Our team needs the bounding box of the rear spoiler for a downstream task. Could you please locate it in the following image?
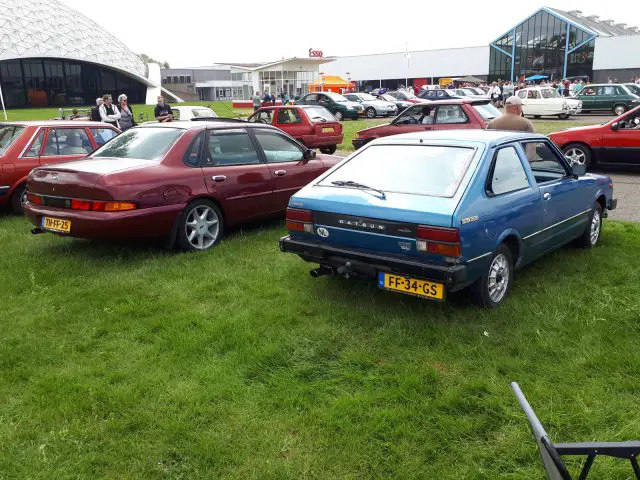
[191,117,246,123]
[470,100,491,106]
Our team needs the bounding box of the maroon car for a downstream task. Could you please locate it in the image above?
[24,122,341,251]
[247,105,343,154]
[352,99,501,149]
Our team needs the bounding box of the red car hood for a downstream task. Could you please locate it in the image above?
[358,123,392,136]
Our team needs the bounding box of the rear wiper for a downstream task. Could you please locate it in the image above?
[311,116,327,122]
[331,180,386,199]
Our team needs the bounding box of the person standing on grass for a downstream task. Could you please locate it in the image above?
[252,92,261,111]
[99,94,121,129]
[118,94,135,131]
[154,96,173,122]
[90,97,103,122]
[487,96,534,133]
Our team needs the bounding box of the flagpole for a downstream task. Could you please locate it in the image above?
[0,80,7,121]
[405,41,410,90]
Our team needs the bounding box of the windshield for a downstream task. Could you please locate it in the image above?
[380,94,395,102]
[192,108,216,118]
[540,88,560,99]
[92,127,183,161]
[325,92,348,103]
[359,93,377,101]
[318,144,476,198]
[305,106,337,122]
[0,125,25,155]
[472,103,502,121]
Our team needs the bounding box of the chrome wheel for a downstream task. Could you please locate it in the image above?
[488,253,509,303]
[334,111,343,121]
[590,208,601,245]
[184,204,219,250]
[614,105,626,116]
[565,147,586,165]
[366,107,376,118]
[20,189,28,206]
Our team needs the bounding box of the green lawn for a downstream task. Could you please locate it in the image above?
[1,214,640,478]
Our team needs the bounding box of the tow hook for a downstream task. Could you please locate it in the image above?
[31,228,45,235]
[336,261,353,279]
[310,266,334,278]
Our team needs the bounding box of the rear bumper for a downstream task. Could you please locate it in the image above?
[608,197,618,210]
[301,134,343,148]
[280,236,468,287]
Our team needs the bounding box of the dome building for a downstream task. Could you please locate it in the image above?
[0,0,180,108]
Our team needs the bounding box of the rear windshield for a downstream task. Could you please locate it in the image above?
[318,144,476,198]
[91,127,183,161]
[472,103,502,120]
[325,92,349,102]
[0,125,25,155]
[305,107,336,122]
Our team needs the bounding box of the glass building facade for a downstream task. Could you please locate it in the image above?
[489,9,596,82]
[0,58,147,108]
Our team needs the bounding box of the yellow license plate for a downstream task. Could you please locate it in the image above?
[322,127,334,133]
[42,216,71,233]
[378,273,444,301]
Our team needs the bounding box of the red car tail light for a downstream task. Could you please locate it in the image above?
[26,192,42,205]
[286,208,313,233]
[416,225,461,257]
[70,199,92,210]
[70,199,137,212]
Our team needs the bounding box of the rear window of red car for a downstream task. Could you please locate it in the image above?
[0,125,25,155]
[304,107,336,122]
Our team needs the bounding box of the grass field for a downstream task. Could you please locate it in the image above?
[1,211,640,478]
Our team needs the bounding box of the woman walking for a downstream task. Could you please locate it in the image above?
[118,94,136,131]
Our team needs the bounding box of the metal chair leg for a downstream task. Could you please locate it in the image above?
[578,454,595,480]
[630,454,640,480]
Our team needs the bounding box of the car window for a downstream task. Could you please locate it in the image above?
[395,105,434,125]
[24,130,45,157]
[254,131,304,163]
[204,130,259,167]
[304,106,336,122]
[520,141,567,183]
[304,94,318,102]
[277,108,303,124]
[472,103,502,120]
[90,128,118,147]
[249,110,273,124]
[183,131,204,167]
[319,144,476,198]
[44,128,92,156]
[488,146,530,195]
[518,90,527,99]
[92,127,183,161]
[435,105,469,124]
[597,86,616,96]
[581,87,597,96]
[0,125,25,155]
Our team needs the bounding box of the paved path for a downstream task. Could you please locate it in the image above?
[605,172,640,222]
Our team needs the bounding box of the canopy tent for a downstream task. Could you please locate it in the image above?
[525,74,549,81]
[452,75,486,84]
[309,75,355,93]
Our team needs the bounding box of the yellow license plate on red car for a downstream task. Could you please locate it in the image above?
[42,216,71,233]
[322,127,334,133]
[378,273,444,301]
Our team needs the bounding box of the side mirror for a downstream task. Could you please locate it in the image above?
[571,163,587,177]
[611,122,619,131]
[303,149,316,160]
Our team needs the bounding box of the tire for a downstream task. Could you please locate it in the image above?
[319,145,337,155]
[613,105,627,116]
[471,244,514,308]
[558,113,570,120]
[365,107,376,118]
[10,183,27,214]
[575,202,602,249]
[563,143,592,169]
[334,111,343,121]
[176,199,224,252]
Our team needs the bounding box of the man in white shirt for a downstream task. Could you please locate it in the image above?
[99,94,121,129]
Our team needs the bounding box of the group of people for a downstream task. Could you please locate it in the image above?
[251,91,291,111]
[89,95,174,130]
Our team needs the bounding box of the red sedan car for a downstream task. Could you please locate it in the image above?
[548,105,640,169]
[352,99,501,149]
[248,105,343,154]
[24,122,341,251]
[0,121,119,212]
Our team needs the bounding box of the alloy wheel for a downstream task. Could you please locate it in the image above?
[590,209,601,245]
[488,253,509,303]
[614,106,626,116]
[565,147,586,165]
[184,204,220,250]
[366,108,376,118]
[20,190,28,206]
[334,111,343,121]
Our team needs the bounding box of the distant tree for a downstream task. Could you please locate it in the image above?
[138,53,170,68]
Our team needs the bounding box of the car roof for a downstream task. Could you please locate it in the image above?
[256,105,316,110]
[173,105,213,110]
[1,120,115,127]
[136,120,279,131]
[415,98,487,105]
[371,129,547,146]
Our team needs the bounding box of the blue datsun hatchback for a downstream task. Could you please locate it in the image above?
[279,130,618,307]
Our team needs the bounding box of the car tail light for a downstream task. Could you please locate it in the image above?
[70,199,137,212]
[70,199,92,210]
[26,192,42,205]
[416,225,461,257]
[286,208,313,233]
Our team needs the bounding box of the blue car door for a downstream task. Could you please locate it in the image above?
[519,140,591,251]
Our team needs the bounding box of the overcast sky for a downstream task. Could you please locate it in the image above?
[62,0,640,67]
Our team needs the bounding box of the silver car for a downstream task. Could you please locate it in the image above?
[344,92,398,118]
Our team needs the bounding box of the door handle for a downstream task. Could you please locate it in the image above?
[212,175,227,182]
[274,170,287,176]
[543,192,551,200]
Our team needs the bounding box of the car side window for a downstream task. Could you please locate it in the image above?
[277,108,302,124]
[24,130,45,157]
[520,141,568,184]
[488,146,530,196]
[518,90,527,99]
[44,128,92,156]
[305,94,317,102]
[183,131,204,167]
[598,86,616,96]
[204,130,260,167]
[250,110,272,124]
[435,105,469,125]
[254,131,304,163]
[90,128,117,147]
[396,105,431,124]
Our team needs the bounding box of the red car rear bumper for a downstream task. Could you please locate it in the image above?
[24,202,185,239]
[300,134,343,148]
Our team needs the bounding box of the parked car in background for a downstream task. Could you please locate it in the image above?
[624,83,640,96]
[417,88,461,100]
[548,105,640,169]
[516,86,582,119]
[463,87,490,98]
[0,121,119,213]
[172,105,218,120]
[573,83,640,115]
[280,130,616,308]
[448,88,487,100]
[248,105,343,154]
[377,93,414,113]
[352,99,501,149]
[24,122,341,251]
[385,90,422,104]
[295,92,363,121]
[342,92,397,118]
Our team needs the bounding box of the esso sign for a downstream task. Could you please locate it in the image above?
[309,48,323,58]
